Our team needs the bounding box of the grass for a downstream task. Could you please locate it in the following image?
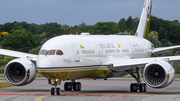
[0,73,4,77]
[37,73,43,77]
[0,83,13,88]
[175,74,180,78]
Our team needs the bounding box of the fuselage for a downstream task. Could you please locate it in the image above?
[37,34,153,80]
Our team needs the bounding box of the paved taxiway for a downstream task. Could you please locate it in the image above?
[0,77,180,101]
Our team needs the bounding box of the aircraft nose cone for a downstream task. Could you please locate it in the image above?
[37,58,54,68]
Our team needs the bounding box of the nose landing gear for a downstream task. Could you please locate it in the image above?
[51,87,60,95]
[48,79,61,95]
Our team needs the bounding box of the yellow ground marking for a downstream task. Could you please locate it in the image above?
[34,94,50,101]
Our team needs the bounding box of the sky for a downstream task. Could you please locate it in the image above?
[0,0,180,26]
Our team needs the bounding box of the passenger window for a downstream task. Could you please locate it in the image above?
[56,50,64,55]
[47,50,55,55]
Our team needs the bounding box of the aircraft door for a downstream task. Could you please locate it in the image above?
[71,45,80,62]
[95,44,102,63]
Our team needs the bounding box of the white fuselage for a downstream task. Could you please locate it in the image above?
[37,35,153,69]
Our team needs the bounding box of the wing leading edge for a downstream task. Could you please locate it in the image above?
[0,49,37,61]
[152,45,180,54]
[104,56,180,72]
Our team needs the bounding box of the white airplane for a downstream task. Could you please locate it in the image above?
[1,0,180,95]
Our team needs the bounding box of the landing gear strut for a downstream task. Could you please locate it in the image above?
[48,79,61,95]
[64,80,82,91]
[126,67,147,92]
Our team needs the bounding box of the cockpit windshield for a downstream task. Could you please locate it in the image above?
[47,50,55,55]
[39,49,64,55]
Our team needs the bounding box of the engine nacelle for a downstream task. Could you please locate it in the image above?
[143,60,175,88]
[4,58,37,86]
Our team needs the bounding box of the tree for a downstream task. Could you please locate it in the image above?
[117,18,126,32]
[68,28,82,35]
[29,45,42,55]
[1,29,39,52]
[61,24,70,34]
[116,31,131,35]
[77,22,91,33]
[148,32,162,48]
[89,22,118,35]
[126,16,139,33]
[44,23,64,38]
[38,32,47,40]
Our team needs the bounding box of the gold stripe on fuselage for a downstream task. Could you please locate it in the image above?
[38,66,113,80]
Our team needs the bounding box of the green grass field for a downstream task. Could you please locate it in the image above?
[0,83,13,88]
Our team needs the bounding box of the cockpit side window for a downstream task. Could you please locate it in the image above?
[47,50,55,55]
[56,50,64,55]
[39,50,43,55]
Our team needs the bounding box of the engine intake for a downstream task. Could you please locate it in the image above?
[6,62,27,84]
[4,58,37,86]
[143,60,175,88]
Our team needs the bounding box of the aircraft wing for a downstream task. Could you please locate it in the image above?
[0,49,37,61]
[105,56,180,71]
[152,45,180,54]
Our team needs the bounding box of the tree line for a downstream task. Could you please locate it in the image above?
[0,15,180,73]
[0,16,180,53]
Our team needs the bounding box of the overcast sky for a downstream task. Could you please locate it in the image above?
[0,0,179,26]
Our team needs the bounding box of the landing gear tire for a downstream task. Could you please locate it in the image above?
[51,87,55,95]
[126,68,147,93]
[50,80,61,95]
[130,83,147,92]
[77,82,81,91]
[64,81,82,91]
[73,82,79,91]
[130,83,138,92]
[56,87,61,95]
[73,82,81,91]
[139,83,147,92]
[68,82,72,91]
[64,82,68,91]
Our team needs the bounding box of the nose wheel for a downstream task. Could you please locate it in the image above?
[50,81,61,95]
[51,87,61,95]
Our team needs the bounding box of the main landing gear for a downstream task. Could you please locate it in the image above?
[126,67,147,92]
[64,80,82,91]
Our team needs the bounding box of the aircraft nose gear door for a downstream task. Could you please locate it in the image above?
[71,45,80,62]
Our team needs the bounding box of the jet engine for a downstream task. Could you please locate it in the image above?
[4,58,37,86]
[143,60,175,88]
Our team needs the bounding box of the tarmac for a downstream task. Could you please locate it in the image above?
[0,77,180,101]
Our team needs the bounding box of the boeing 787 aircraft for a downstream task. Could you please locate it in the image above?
[1,0,180,95]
